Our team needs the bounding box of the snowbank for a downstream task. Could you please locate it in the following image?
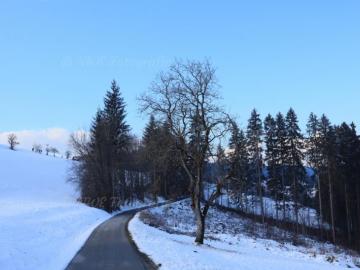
[0,146,111,270]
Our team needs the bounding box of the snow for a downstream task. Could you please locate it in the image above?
[116,197,166,213]
[129,200,360,270]
[0,146,111,270]
[204,182,328,229]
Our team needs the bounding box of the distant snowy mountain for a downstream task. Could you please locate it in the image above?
[0,145,110,270]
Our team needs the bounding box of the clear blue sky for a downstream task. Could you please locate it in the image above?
[1,0,359,137]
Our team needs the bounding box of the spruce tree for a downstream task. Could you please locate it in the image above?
[215,144,227,205]
[274,112,288,221]
[228,121,249,210]
[142,115,158,146]
[141,116,188,199]
[317,114,337,243]
[351,123,360,249]
[336,122,355,244]
[158,121,189,198]
[188,112,207,184]
[189,112,206,157]
[103,80,130,206]
[350,123,360,249]
[216,144,226,179]
[247,109,265,222]
[264,114,281,219]
[285,108,306,237]
[142,115,161,198]
[305,112,324,236]
[103,80,130,153]
[81,109,109,209]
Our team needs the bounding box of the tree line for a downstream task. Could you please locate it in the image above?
[73,60,237,244]
[217,107,360,250]
[70,80,189,212]
[71,60,360,248]
[6,133,70,159]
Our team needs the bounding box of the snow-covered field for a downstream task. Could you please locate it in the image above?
[129,199,360,270]
[0,146,111,270]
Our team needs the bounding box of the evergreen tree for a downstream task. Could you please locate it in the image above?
[187,112,207,190]
[336,122,355,245]
[102,80,130,205]
[73,81,131,212]
[306,112,322,170]
[80,109,109,209]
[264,114,281,219]
[103,80,130,154]
[274,112,289,221]
[141,116,188,199]
[247,109,265,222]
[142,115,158,146]
[158,121,189,198]
[350,123,360,249]
[228,121,249,209]
[285,108,306,237]
[305,112,324,235]
[330,122,360,247]
[317,114,337,243]
[215,144,227,205]
[215,144,227,179]
[188,112,206,159]
[142,115,162,198]
[352,123,360,250]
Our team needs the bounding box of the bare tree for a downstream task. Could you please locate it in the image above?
[8,133,19,150]
[49,147,59,157]
[69,132,89,158]
[140,60,235,244]
[45,144,50,155]
[32,143,43,154]
[65,150,71,159]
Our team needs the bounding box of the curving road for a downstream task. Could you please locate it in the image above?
[65,210,157,270]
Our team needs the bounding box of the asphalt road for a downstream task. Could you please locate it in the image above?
[65,210,157,270]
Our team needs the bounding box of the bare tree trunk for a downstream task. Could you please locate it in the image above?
[194,165,205,244]
[293,174,299,238]
[257,159,264,224]
[275,194,279,221]
[163,171,168,199]
[227,182,230,207]
[281,170,286,222]
[357,184,360,250]
[195,212,205,244]
[344,182,352,245]
[317,173,323,239]
[328,170,336,244]
[193,177,208,244]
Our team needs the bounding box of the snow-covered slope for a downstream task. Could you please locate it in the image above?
[129,200,360,270]
[204,182,327,229]
[0,145,110,270]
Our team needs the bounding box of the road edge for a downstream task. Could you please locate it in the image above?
[126,213,159,270]
[124,198,187,270]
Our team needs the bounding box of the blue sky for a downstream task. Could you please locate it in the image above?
[0,0,359,150]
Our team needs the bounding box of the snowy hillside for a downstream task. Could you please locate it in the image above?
[129,200,360,270]
[0,146,111,270]
[204,182,327,229]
